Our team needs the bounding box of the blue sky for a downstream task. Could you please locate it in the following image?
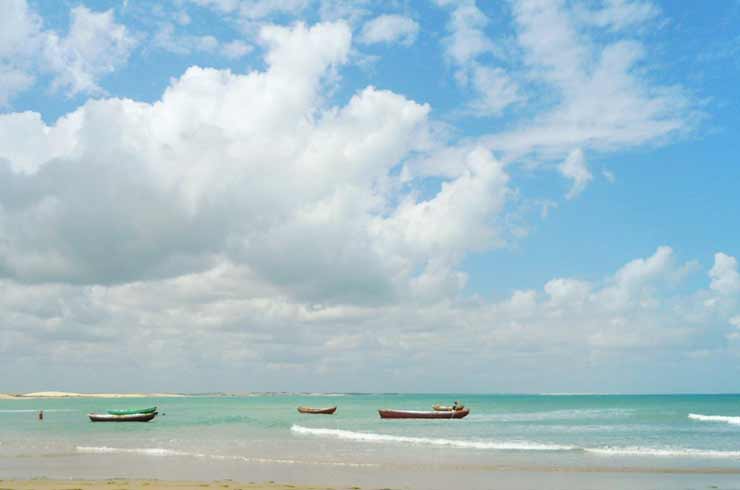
[1,0,739,393]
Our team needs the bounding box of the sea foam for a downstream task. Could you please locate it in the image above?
[76,446,191,457]
[290,425,740,459]
[688,413,740,425]
[75,446,376,467]
[586,446,740,459]
[290,425,576,451]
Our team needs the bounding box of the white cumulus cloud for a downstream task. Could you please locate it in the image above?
[710,253,740,295]
[0,21,513,311]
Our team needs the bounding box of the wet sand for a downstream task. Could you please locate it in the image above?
[3,473,740,490]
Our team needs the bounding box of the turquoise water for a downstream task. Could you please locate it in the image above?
[2,394,740,482]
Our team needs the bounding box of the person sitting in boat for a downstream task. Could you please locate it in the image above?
[452,401,461,411]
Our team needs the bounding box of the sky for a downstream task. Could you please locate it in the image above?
[1,0,739,394]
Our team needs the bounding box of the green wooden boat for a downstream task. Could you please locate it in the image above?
[106,406,157,415]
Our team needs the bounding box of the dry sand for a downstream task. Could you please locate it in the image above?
[0,481,347,490]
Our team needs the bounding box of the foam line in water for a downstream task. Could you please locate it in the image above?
[290,425,576,451]
[688,413,740,425]
[75,446,376,467]
[76,446,191,456]
[290,426,740,459]
[586,446,740,459]
[73,442,740,462]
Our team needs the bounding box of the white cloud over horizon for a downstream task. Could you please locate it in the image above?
[1,243,737,393]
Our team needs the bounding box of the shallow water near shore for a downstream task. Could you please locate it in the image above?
[2,393,740,489]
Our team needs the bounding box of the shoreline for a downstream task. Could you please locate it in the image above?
[0,392,186,399]
[0,480,336,490]
[0,391,353,399]
[3,469,740,490]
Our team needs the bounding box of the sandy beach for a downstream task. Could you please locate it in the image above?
[3,473,740,490]
[0,481,337,490]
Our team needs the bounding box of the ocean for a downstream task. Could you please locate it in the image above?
[2,394,740,489]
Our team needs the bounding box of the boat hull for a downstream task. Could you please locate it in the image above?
[297,406,337,414]
[89,412,158,422]
[107,406,157,415]
[379,408,470,419]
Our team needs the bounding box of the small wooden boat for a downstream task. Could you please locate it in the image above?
[432,404,465,411]
[107,406,157,415]
[89,411,158,422]
[297,406,337,415]
[379,408,470,419]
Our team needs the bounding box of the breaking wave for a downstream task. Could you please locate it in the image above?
[290,426,740,460]
[688,413,740,425]
[586,446,740,459]
[290,425,576,451]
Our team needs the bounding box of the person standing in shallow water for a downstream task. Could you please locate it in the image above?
[38,410,43,420]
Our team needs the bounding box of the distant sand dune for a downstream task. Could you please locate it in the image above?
[0,391,184,399]
[0,481,323,490]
